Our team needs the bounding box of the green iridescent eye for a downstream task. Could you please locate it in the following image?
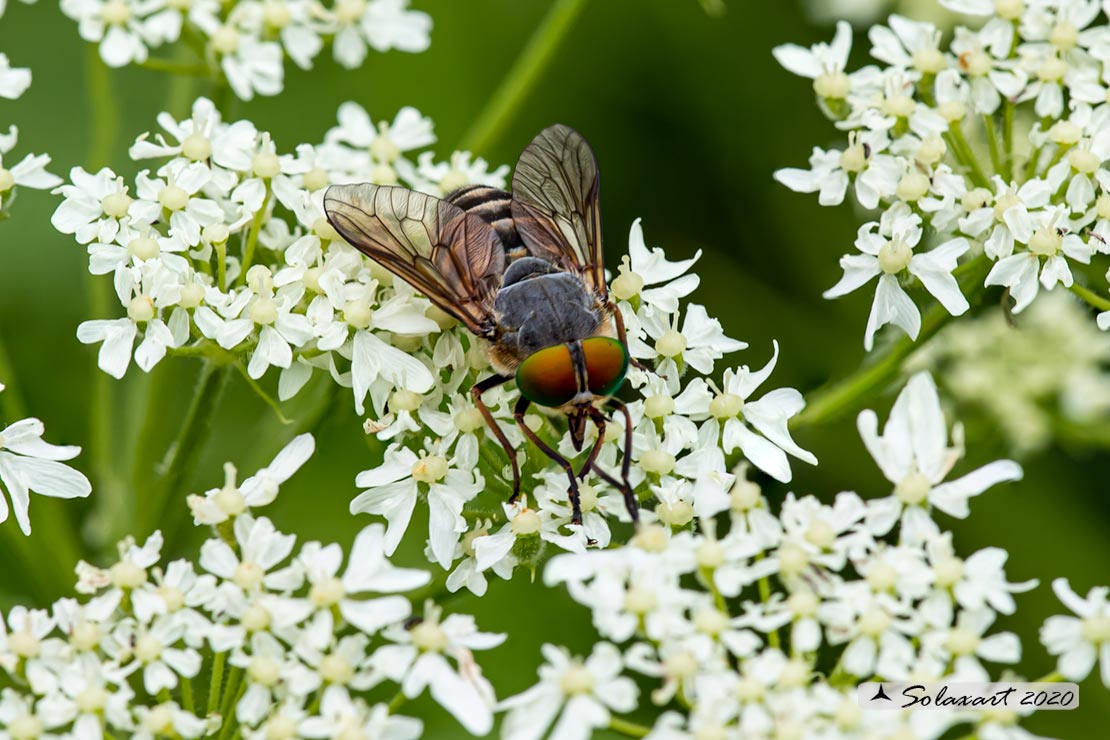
[583,337,629,398]
[516,344,578,408]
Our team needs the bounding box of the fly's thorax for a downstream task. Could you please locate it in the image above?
[494,269,606,360]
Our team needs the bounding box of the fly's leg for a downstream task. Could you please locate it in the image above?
[609,300,656,375]
[576,414,607,481]
[514,397,585,529]
[590,400,639,524]
[471,374,521,501]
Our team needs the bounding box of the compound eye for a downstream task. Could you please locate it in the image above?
[516,344,578,408]
[583,337,629,398]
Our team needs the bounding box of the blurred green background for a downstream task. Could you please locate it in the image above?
[1,0,1108,735]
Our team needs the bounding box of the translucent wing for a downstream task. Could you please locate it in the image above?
[511,124,607,297]
[324,184,506,338]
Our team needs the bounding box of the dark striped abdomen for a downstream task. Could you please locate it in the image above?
[445,184,526,258]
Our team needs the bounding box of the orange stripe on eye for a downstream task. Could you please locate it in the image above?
[583,337,629,398]
[516,343,579,408]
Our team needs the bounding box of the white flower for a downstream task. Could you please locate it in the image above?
[0,417,92,535]
[130,163,223,246]
[773,20,853,92]
[298,523,428,633]
[858,372,1023,543]
[56,653,135,738]
[230,632,318,724]
[633,303,746,378]
[774,131,901,210]
[199,516,299,594]
[499,642,639,740]
[51,166,134,245]
[924,536,1037,619]
[0,126,62,207]
[0,689,74,740]
[76,530,164,598]
[132,700,206,740]
[60,0,157,68]
[405,150,509,196]
[705,342,817,483]
[609,219,701,313]
[321,103,434,180]
[985,205,1092,313]
[330,0,432,69]
[112,615,203,694]
[351,442,483,568]
[825,204,970,351]
[1041,578,1110,687]
[921,608,1022,673]
[300,686,422,740]
[207,25,284,101]
[187,434,315,525]
[128,96,254,174]
[372,603,504,735]
[0,54,31,99]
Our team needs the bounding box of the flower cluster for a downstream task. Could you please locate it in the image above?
[52,98,505,409]
[0,52,61,217]
[497,371,1109,739]
[60,0,431,99]
[0,381,91,535]
[774,1,1110,348]
[910,289,1110,453]
[52,95,823,588]
[0,435,505,738]
[350,217,820,591]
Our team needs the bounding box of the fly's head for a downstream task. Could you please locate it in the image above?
[515,336,631,430]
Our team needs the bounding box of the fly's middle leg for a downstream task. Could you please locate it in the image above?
[514,397,587,531]
[589,400,640,524]
[471,374,521,501]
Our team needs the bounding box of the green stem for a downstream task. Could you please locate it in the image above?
[86,45,119,168]
[946,124,991,189]
[792,256,991,428]
[237,186,271,283]
[207,652,226,716]
[758,576,781,650]
[234,362,291,424]
[698,566,728,614]
[1069,282,1110,311]
[1002,100,1015,182]
[181,675,196,713]
[460,0,589,154]
[128,364,170,536]
[215,240,228,292]
[84,41,131,562]
[140,363,229,536]
[217,667,244,739]
[983,114,1002,177]
[137,58,211,77]
[608,717,651,738]
[387,689,407,714]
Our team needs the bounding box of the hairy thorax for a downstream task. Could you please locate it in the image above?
[488,257,611,374]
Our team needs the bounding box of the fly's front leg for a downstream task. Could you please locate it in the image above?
[471,374,520,502]
[514,397,585,528]
[590,399,639,524]
[576,414,607,481]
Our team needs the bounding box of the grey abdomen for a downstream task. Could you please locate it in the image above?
[494,271,603,357]
[444,185,524,255]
